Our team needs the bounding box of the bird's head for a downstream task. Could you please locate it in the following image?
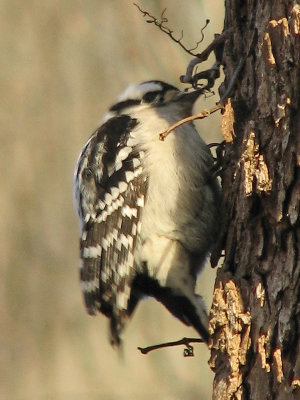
[103,80,202,121]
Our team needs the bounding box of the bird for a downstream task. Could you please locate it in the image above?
[74,80,221,346]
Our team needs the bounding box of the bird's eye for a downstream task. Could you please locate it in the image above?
[142,91,162,104]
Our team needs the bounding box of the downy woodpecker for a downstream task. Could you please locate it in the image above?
[74,80,221,345]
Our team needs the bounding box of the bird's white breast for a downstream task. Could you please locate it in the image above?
[129,105,216,256]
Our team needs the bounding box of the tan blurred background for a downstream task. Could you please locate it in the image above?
[0,1,224,399]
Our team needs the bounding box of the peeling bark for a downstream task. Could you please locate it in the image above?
[210,1,300,399]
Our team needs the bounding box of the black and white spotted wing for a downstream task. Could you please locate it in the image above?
[74,115,147,336]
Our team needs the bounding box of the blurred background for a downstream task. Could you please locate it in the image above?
[0,1,224,399]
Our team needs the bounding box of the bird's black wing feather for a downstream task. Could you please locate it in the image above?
[74,115,147,341]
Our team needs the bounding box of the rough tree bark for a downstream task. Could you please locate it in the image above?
[209,1,300,399]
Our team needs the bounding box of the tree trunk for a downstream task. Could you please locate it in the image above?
[209,1,300,399]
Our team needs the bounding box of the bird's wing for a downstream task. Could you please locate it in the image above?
[74,115,147,339]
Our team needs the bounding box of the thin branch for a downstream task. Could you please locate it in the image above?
[218,30,256,103]
[173,56,244,140]
[169,31,254,142]
[180,29,233,84]
[191,61,221,90]
[219,56,246,103]
[189,19,210,52]
[182,28,255,95]
[137,337,204,356]
[134,3,209,57]
[159,103,224,141]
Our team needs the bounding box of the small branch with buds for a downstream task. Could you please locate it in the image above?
[138,337,205,357]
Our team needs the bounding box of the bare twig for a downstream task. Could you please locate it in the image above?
[134,3,209,57]
[191,61,221,91]
[134,6,243,142]
[159,103,224,141]
[219,57,246,103]
[167,30,255,142]
[182,28,256,97]
[180,29,233,85]
[137,337,204,356]
[219,30,257,103]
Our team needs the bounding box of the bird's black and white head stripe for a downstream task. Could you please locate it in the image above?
[103,81,180,122]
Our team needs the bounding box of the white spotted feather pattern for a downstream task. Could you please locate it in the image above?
[74,115,148,342]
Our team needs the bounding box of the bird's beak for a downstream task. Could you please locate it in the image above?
[171,89,202,116]
[176,89,202,104]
